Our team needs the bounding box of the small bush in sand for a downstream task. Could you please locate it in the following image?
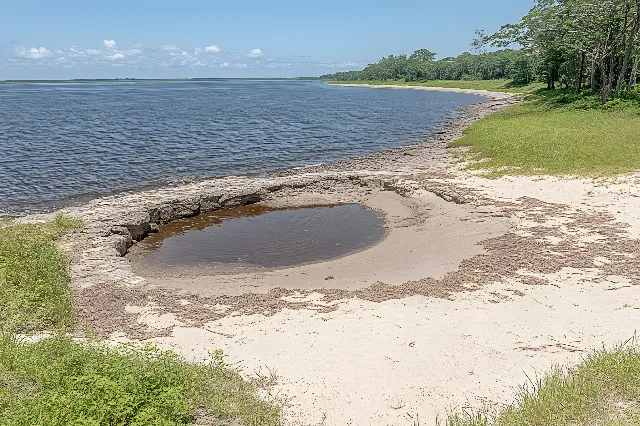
[439,339,640,426]
[0,333,279,426]
[0,215,82,332]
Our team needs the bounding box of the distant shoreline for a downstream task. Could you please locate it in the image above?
[0,77,320,84]
[329,82,512,99]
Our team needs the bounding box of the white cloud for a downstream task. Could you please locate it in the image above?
[9,40,338,73]
[247,48,263,58]
[15,46,53,59]
[122,47,142,56]
[161,44,179,52]
[106,52,125,60]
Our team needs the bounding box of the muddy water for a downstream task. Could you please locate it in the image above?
[130,204,385,270]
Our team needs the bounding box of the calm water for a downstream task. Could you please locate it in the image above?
[0,80,483,216]
[130,203,385,269]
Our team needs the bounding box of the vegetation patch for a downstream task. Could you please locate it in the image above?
[440,341,640,426]
[0,215,82,332]
[0,333,279,426]
[449,90,640,177]
[0,216,280,425]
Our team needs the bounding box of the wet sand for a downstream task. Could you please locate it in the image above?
[131,190,510,297]
[24,88,640,425]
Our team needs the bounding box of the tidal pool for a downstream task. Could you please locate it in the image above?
[131,203,385,270]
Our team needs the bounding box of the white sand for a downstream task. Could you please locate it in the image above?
[49,87,639,425]
[137,190,510,296]
[115,170,640,426]
[331,83,513,100]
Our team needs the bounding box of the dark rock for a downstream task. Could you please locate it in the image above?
[149,197,200,224]
[200,194,222,212]
[110,226,131,236]
[112,234,133,256]
[125,223,151,241]
[219,192,262,208]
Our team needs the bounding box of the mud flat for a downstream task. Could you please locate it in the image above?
[26,91,640,425]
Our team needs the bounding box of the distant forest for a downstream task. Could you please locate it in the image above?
[322,0,640,104]
[320,49,536,85]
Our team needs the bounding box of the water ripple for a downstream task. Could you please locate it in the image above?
[0,80,483,215]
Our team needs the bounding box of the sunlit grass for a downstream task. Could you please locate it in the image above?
[0,333,280,426]
[449,94,640,177]
[0,215,281,425]
[0,215,82,332]
[438,340,640,426]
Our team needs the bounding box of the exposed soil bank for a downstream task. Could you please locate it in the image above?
[23,89,640,425]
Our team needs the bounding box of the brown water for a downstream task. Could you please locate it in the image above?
[131,203,385,270]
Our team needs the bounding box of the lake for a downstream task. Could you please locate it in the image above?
[0,80,483,216]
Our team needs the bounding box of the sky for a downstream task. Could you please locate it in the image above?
[0,0,533,80]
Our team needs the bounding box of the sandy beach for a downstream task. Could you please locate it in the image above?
[29,86,640,425]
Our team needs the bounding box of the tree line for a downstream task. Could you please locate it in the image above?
[478,0,640,103]
[320,49,537,85]
[322,0,640,104]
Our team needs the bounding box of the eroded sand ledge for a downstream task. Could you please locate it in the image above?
[28,90,640,425]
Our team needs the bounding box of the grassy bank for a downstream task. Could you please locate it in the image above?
[450,90,640,177]
[440,341,640,426]
[328,79,543,94]
[0,217,279,425]
[0,215,82,331]
[331,79,640,177]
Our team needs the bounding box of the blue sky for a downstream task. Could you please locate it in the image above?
[0,0,533,80]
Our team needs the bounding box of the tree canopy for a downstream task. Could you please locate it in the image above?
[320,49,536,85]
[478,0,640,102]
[322,0,640,104]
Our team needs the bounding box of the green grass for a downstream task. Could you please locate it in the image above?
[0,333,279,426]
[0,215,82,332]
[328,79,544,94]
[439,340,640,426]
[331,80,640,176]
[0,216,280,425]
[449,90,640,177]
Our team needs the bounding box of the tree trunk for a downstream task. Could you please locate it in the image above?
[630,52,639,87]
[602,52,615,104]
[601,57,609,104]
[608,51,615,91]
[590,58,597,92]
[616,4,640,96]
[577,51,586,94]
